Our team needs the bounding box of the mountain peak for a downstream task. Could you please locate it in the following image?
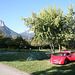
[0,20,20,38]
[20,30,35,38]
[20,30,34,34]
[0,20,5,27]
[0,20,34,38]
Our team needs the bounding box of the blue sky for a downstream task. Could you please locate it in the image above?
[0,0,75,33]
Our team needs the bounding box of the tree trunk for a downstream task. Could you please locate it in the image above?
[53,42,55,53]
[39,46,40,51]
[50,44,53,51]
[51,46,53,51]
[49,41,55,53]
[58,43,61,52]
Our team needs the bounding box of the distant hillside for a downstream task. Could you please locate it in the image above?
[20,30,35,38]
[0,20,35,38]
[0,20,20,38]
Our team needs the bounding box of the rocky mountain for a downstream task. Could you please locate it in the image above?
[0,20,34,38]
[20,30,35,38]
[0,20,20,38]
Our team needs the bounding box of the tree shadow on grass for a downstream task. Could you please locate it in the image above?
[32,62,75,75]
[0,51,50,62]
[0,53,31,61]
[0,52,49,62]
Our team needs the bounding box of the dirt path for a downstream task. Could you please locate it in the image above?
[0,63,32,75]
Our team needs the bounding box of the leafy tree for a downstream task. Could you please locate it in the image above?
[0,33,4,48]
[50,4,75,52]
[31,36,43,50]
[31,35,51,50]
[14,36,30,51]
[4,37,12,48]
[15,36,24,51]
[63,4,75,49]
[0,31,7,48]
[22,4,75,52]
[23,38,31,49]
[22,4,64,52]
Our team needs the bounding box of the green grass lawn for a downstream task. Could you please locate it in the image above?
[0,48,74,53]
[0,52,75,75]
[0,48,51,52]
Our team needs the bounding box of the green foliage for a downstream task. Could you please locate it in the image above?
[22,4,75,51]
[14,36,30,50]
[22,4,64,52]
[63,38,75,49]
[0,32,30,49]
[64,4,75,40]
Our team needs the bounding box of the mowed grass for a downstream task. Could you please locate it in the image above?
[0,52,75,75]
[0,49,39,52]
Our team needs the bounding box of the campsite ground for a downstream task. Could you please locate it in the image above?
[0,49,75,75]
